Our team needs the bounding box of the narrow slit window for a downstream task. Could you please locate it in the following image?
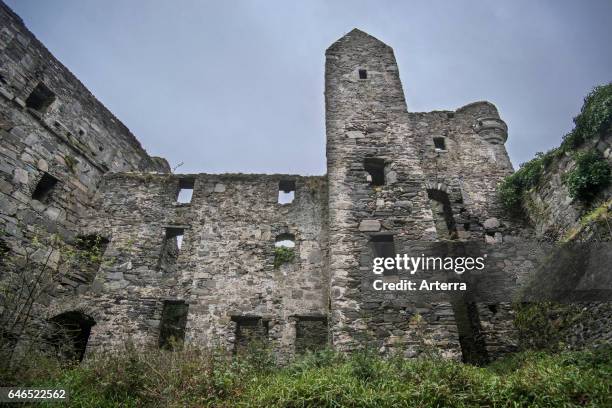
[25,82,56,113]
[433,137,446,151]
[427,189,457,240]
[370,234,396,275]
[32,172,58,202]
[359,69,368,79]
[157,227,185,271]
[363,158,386,186]
[167,227,185,250]
[278,180,295,204]
[176,177,195,204]
[158,300,189,350]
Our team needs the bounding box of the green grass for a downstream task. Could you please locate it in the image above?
[2,345,610,407]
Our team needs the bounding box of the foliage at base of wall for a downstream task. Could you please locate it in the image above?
[513,302,590,351]
[2,344,610,407]
[498,83,612,215]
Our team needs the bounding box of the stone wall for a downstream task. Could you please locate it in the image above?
[324,29,519,362]
[71,172,328,359]
[0,1,167,256]
[0,0,167,356]
[523,132,612,240]
[3,4,607,364]
[517,136,612,350]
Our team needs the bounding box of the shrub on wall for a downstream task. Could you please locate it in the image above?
[498,151,554,214]
[273,247,295,268]
[560,83,612,151]
[563,149,611,201]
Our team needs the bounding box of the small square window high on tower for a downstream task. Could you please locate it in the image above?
[358,69,368,79]
[433,137,446,151]
[363,158,386,186]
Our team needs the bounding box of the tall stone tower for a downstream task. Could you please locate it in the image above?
[325,29,515,360]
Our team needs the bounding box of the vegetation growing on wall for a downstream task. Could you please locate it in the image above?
[498,83,612,213]
[562,199,612,242]
[563,149,611,200]
[513,302,588,351]
[273,246,295,268]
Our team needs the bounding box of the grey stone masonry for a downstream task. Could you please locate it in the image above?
[2,5,608,363]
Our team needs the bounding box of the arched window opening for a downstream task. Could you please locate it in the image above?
[48,311,95,362]
[275,233,295,248]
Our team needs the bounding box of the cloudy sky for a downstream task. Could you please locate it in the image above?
[6,0,612,174]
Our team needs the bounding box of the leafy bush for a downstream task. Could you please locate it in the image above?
[563,149,611,201]
[273,246,295,268]
[561,83,612,152]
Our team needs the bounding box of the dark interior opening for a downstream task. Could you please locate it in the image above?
[295,316,327,354]
[48,311,96,362]
[370,234,396,275]
[358,69,368,79]
[232,316,268,354]
[363,158,386,186]
[451,300,489,365]
[433,136,446,150]
[32,173,58,202]
[427,189,457,240]
[25,82,56,113]
[157,227,185,271]
[159,300,189,350]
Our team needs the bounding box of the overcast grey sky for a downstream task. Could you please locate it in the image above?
[6,0,612,174]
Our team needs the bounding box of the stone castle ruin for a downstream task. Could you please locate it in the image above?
[1,2,610,364]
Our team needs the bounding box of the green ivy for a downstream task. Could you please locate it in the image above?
[273,246,295,268]
[563,149,611,201]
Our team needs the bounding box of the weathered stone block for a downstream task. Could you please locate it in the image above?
[359,220,381,232]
